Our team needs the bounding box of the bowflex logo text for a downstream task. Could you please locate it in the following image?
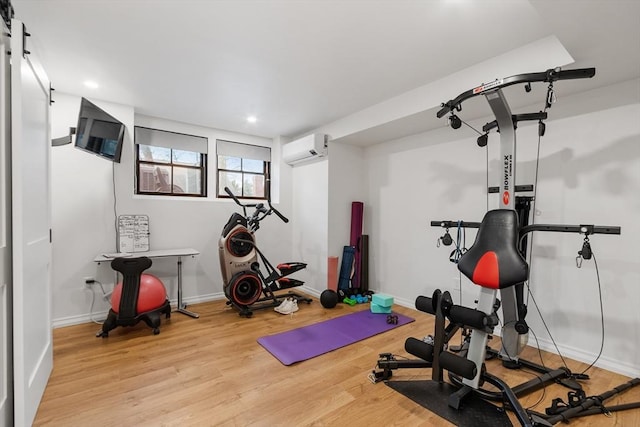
[502,154,512,206]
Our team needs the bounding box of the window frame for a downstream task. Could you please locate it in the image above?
[134,127,208,198]
[216,140,271,200]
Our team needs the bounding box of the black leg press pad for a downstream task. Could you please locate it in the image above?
[386,380,512,427]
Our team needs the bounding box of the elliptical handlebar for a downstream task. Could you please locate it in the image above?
[264,178,289,223]
[224,186,243,205]
[270,206,289,223]
[223,186,289,227]
[436,67,596,118]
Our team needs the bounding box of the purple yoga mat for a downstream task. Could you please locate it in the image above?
[257,309,414,365]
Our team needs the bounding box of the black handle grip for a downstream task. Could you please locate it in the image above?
[224,186,242,206]
[271,207,289,223]
[551,67,596,81]
[263,177,287,222]
[224,187,257,208]
[437,104,452,118]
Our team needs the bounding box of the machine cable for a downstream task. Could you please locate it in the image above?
[522,234,606,378]
[525,109,544,300]
[508,97,608,381]
[448,221,467,264]
[577,251,605,375]
[449,114,484,136]
[87,279,109,324]
[523,282,572,373]
[448,221,467,310]
[112,161,119,249]
[522,327,554,410]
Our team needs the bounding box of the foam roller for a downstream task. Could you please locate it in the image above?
[415,296,435,315]
[447,305,488,330]
[439,351,477,380]
[405,337,434,362]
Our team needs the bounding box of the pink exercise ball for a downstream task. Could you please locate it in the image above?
[111,274,167,314]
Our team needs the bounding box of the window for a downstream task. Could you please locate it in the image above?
[134,127,207,197]
[217,140,271,199]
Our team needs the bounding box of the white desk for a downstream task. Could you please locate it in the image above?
[94,248,200,318]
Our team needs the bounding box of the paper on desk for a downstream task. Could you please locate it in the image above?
[101,253,133,259]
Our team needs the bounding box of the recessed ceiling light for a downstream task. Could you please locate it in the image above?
[83,80,99,89]
[247,115,257,123]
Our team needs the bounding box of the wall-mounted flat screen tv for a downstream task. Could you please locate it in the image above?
[74,97,125,163]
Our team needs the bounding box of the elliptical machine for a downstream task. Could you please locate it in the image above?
[219,185,311,317]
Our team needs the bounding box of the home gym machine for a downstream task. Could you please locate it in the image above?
[371,67,640,426]
[219,184,311,317]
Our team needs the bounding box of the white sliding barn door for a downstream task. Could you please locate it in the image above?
[0,21,13,427]
[10,19,53,426]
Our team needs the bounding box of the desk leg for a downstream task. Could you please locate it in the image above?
[176,256,199,318]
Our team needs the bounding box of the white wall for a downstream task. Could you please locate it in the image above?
[51,94,135,325]
[328,142,366,262]
[50,93,292,325]
[364,101,640,377]
[287,142,367,295]
[366,126,486,305]
[290,159,328,293]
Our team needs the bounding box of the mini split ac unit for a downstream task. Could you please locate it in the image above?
[282,133,328,166]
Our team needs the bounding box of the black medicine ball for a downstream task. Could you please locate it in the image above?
[320,289,339,309]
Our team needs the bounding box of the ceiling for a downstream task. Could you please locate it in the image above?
[10,0,640,143]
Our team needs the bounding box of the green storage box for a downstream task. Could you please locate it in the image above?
[370,302,392,314]
[372,293,394,307]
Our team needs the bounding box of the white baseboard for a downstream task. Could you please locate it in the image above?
[52,292,226,328]
[300,285,321,298]
[532,336,640,379]
[391,295,416,309]
[53,311,110,328]
[54,288,317,328]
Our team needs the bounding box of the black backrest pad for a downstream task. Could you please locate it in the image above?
[111,256,153,318]
[457,210,528,289]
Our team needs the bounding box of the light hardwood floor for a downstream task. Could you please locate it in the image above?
[34,295,639,426]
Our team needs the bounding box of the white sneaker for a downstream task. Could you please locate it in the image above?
[276,298,300,315]
[288,299,299,314]
[275,298,293,314]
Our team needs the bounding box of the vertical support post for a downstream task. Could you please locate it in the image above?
[432,290,447,383]
[176,255,199,318]
[485,89,515,210]
[462,287,497,389]
[484,89,526,360]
